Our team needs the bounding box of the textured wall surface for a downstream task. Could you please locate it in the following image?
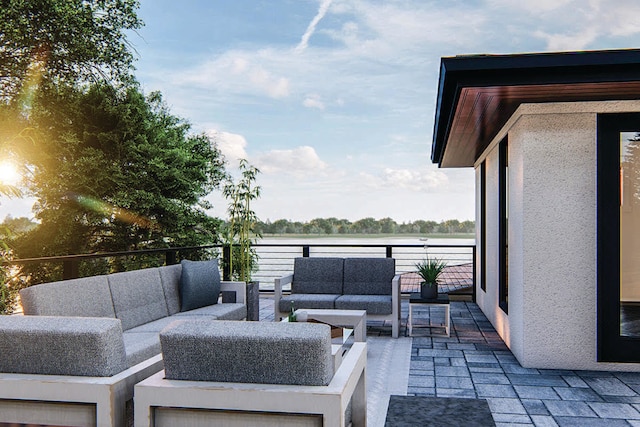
[474,100,640,371]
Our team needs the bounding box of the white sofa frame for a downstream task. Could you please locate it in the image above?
[0,354,162,427]
[134,342,367,427]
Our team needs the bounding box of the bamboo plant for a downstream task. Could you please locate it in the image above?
[222,159,261,282]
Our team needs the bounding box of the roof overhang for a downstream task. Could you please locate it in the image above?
[431,49,640,168]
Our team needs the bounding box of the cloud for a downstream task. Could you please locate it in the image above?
[207,130,248,163]
[254,146,328,177]
[361,168,449,192]
[295,0,333,53]
[303,93,325,110]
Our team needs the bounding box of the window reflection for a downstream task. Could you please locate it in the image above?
[620,131,640,336]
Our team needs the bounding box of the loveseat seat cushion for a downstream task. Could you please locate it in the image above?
[335,294,393,315]
[292,257,344,294]
[179,259,221,311]
[175,303,246,320]
[343,257,395,295]
[279,293,340,312]
[108,268,169,331]
[160,319,333,385]
[20,275,116,318]
[0,316,127,377]
[158,264,182,315]
[122,331,161,367]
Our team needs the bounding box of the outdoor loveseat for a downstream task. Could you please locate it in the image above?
[135,319,367,426]
[274,257,401,338]
[0,259,246,427]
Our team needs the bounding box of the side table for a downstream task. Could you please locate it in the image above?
[408,293,450,337]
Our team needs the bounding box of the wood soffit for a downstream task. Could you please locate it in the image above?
[432,50,640,168]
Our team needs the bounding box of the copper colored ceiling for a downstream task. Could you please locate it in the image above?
[431,50,640,168]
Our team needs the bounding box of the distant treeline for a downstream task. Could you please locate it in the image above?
[253,218,475,235]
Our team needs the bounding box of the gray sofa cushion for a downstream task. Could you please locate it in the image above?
[108,268,169,330]
[279,294,340,312]
[335,294,393,315]
[292,257,344,294]
[179,259,221,311]
[161,319,333,386]
[0,316,127,377]
[343,257,395,295]
[175,303,246,320]
[158,264,182,315]
[19,275,116,318]
[122,331,161,368]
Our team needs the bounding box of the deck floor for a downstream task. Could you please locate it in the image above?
[259,295,640,427]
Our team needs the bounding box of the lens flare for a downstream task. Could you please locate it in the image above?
[70,193,158,230]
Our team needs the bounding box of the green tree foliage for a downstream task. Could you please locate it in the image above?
[11,83,226,281]
[0,0,143,103]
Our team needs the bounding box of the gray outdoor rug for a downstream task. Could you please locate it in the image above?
[384,395,495,426]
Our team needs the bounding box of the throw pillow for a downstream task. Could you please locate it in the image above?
[179,259,221,311]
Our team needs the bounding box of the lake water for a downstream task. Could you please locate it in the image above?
[253,235,475,289]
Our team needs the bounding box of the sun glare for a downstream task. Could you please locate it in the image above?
[0,161,21,186]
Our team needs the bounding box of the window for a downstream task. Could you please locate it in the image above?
[597,113,640,362]
[499,138,509,313]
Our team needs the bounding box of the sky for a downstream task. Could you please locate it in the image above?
[4,0,640,223]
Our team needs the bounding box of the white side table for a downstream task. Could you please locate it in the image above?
[294,309,367,342]
[408,293,450,337]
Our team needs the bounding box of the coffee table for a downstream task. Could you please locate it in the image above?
[408,293,450,337]
[294,309,367,342]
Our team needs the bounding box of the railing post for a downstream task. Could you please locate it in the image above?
[386,246,392,258]
[302,246,310,257]
[223,245,231,281]
[62,259,79,280]
[165,250,177,265]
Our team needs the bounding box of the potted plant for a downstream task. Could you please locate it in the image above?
[222,159,261,320]
[415,257,447,299]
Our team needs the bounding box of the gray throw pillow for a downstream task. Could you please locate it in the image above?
[179,259,221,311]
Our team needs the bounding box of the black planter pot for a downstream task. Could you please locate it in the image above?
[420,282,438,299]
[246,281,260,321]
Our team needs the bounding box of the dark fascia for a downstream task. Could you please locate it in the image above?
[431,48,640,166]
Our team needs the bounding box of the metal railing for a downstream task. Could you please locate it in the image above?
[4,242,476,299]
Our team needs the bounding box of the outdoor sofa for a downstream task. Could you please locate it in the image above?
[274,257,401,338]
[0,259,246,427]
[135,319,367,426]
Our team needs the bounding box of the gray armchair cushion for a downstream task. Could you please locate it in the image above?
[108,268,169,330]
[19,275,116,318]
[343,257,395,295]
[279,293,340,312]
[158,264,182,315]
[122,331,161,368]
[175,303,246,320]
[0,316,127,377]
[179,259,221,312]
[161,319,333,386]
[292,257,344,294]
[335,294,393,315]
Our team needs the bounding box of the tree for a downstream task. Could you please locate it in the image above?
[0,0,143,103]
[11,83,226,280]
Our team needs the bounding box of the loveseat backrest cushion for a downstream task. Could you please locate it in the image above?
[0,315,127,377]
[20,275,116,318]
[161,319,333,386]
[292,257,344,294]
[343,257,396,295]
[158,264,182,315]
[108,267,169,330]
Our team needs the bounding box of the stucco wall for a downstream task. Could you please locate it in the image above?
[475,100,640,371]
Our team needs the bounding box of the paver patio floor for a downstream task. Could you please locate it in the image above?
[260,296,640,426]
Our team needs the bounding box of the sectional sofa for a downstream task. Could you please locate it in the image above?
[0,259,246,427]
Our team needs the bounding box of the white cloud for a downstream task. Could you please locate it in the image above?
[254,146,328,177]
[361,168,449,192]
[303,93,325,110]
[207,130,248,164]
[295,0,333,53]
